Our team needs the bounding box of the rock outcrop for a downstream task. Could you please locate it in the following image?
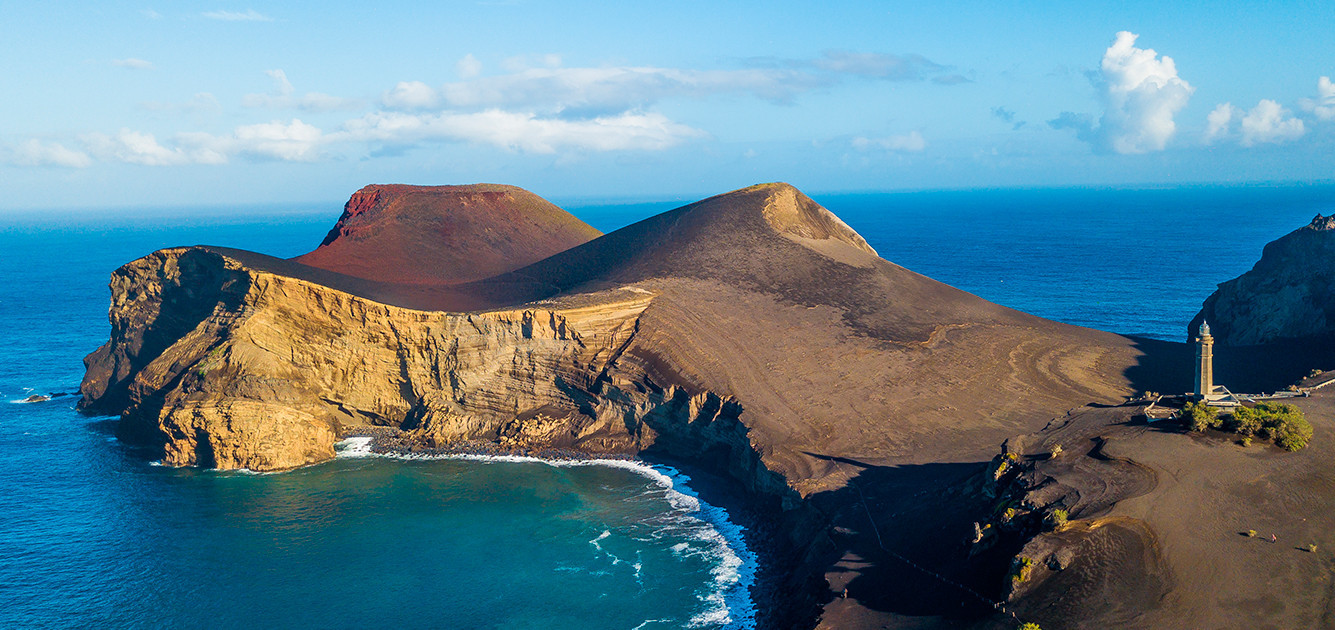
[1191,214,1335,345]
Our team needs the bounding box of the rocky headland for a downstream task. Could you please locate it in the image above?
[1191,213,1335,346]
[80,183,1335,629]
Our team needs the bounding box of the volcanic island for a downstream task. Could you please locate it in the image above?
[80,183,1335,629]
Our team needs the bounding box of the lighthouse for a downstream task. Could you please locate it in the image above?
[1194,321,1214,398]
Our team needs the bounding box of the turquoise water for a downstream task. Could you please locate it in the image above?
[2,184,1333,629]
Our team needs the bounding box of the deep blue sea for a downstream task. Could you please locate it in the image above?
[2,184,1333,629]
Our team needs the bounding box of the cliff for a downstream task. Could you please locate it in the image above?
[1191,214,1335,345]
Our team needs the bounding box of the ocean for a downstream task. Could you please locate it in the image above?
[1,184,1332,628]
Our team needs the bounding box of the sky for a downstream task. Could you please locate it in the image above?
[2,1,1334,210]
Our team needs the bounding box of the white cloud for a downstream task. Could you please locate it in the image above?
[456,54,482,79]
[1051,31,1194,154]
[243,70,358,111]
[80,120,324,165]
[1204,103,1237,143]
[1299,76,1335,121]
[381,81,439,109]
[82,129,209,165]
[111,58,155,70]
[1240,99,1305,146]
[141,9,162,19]
[202,9,272,21]
[3,140,92,168]
[228,119,324,160]
[1203,100,1306,146]
[851,131,926,152]
[339,109,705,153]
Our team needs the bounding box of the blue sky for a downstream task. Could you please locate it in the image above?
[2,1,1333,210]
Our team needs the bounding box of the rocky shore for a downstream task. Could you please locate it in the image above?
[341,426,638,462]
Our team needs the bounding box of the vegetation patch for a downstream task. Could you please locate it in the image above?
[1010,556,1034,585]
[1184,401,1312,452]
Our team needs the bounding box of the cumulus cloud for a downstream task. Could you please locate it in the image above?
[1204,103,1237,143]
[243,69,358,111]
[1240,100,1305,146]
[339,110,705,153]
[3,140,92,168]
[1203,100,1305,146]
[80,120,324,165]
[1299,76,1335,121]
[82,129,215,165]
[202,9,272,21]
[111,58,155,70]
[851,131,926,152]
[382,81,439,109]
[226,119,324,160]
[1051,31,1194,154]
[456,54,482,79]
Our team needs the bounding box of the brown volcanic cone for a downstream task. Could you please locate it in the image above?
[478,183,1147,472]
[293,183,601,285]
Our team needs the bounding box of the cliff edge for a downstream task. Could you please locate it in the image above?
[1191,214,1335,345]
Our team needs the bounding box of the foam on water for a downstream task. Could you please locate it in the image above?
[334,436,374,457]
[333,441,758,628]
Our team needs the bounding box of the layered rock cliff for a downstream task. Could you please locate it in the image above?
[1191,214,1335,345]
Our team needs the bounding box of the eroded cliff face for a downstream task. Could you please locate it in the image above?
[1191,214,1335,345]
[78,246,790,506]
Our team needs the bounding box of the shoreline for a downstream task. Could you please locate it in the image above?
[334,431,768,629]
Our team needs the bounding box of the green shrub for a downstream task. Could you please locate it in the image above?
[1246,529,1257,537]
[1240,437,1252,447]
[1010,557,1034,584]
[1243,402,1312,451]
[1226,406,1261,436]
[1308,544,1319,553]
[1019,624,1042,630]
[1183,401,1220,432]
[1049,508,1069,529]
[1049,444,1063,458]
